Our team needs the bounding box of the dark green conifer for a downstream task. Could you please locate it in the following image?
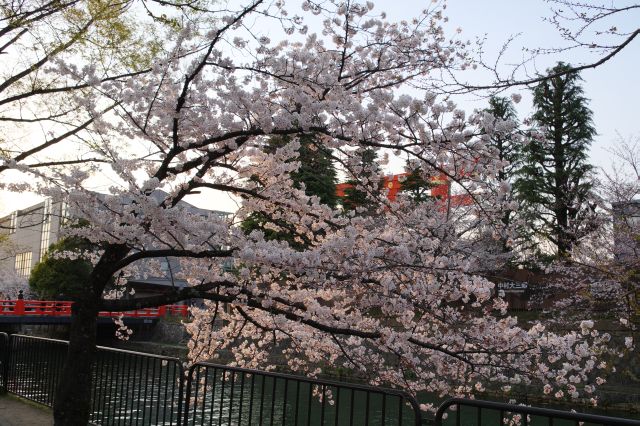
[485,96,521,252]
[514,62,597,257]
[341,148,381,213]
[241,134,337,249]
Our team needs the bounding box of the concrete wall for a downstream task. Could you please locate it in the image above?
[0,198,66,279]
[612,201,640,262]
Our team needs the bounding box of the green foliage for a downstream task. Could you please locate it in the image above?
[486,96,520,182]
[241,212,308,249]
[514,62,597,257]
[29,237,94,299]
[241,134,338,249]
[341,148,380,213]
[290,135,339,208]
[485,96,521,252]
[400,168,436,203]
[61,0,175,72]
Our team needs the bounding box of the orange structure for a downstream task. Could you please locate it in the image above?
[0,299,189,318]
[336,173,472,206]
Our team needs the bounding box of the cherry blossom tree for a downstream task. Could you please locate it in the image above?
[0,1,623,424]
[574,135,640,322]
[518,135,640,407]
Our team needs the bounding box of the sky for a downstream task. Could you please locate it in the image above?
[1,0,639,216]
[422,0,640,169]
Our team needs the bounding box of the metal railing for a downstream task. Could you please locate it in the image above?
[435,398,640,426]
[5,334,184,425]
[0,332,8,392]
[183,362,422,426]
[2,334,640,426]
[6,334,66,406]
[90,344,184,425]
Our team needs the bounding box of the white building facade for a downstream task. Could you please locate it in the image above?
[0,193,229,292]
[0,198,68,279]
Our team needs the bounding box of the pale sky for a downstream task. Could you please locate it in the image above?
[1,0,638,216]
[425,0,640,170]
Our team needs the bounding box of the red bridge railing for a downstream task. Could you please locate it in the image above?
[0,299,189,318]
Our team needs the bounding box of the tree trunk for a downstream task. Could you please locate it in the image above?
[53,298,98,425]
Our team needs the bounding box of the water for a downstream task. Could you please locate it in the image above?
[89,351,182,425]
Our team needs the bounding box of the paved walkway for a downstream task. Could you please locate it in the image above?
[0,396,53,426]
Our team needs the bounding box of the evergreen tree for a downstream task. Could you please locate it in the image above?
[400,169,434,203]
[514,62,597,257]
[241,134,337,248]
[485,96,521,252]
[290,135,338,208]
[341,148,381,213]
[30,236,94,299]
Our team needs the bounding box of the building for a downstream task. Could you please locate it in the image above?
[0,191,230,296]
[612,200,640,262]
[0,198,68,279]
[335,172,473,206]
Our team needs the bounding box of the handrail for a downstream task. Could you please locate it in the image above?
[184,361,423,426]
[435,398,640,426]
[5,334,185,425]
[1,336,640,426]
[192,361,421,401]
[7,334,185,362]
[0,332,8,393]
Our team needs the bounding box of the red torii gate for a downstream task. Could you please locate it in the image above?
[336,173,473,206]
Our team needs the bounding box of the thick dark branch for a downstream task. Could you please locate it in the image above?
[100,280,236,310]
[170,0,264,149]
[25,158,109,168]
[0,69,150,107]
[189,182,268,200]
[236,306,274,332]
[0,0,79,38]
[111,247,235,272]
[155,125,330,181]
[0,28,27,54]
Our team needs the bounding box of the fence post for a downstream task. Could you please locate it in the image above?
[176,362,186,426]
[0,333,8,394]
[158,305,167,317]
[181,365,197,426]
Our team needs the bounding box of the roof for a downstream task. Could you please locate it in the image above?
[126,277,188,289]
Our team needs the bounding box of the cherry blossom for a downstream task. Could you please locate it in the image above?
[0,0,626,422]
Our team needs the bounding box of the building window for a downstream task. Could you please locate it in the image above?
[9,211,17,234]
[40,199,52,259]
[15,252,33,278]
[60,201,69,225]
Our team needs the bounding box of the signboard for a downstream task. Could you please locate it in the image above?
[497,282,528,291]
